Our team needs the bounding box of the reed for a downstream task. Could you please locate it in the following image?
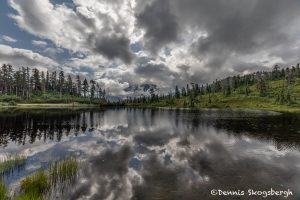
[3,157,78,200]
[0,181,8,200]
[0,155,26,176]
[49,157,78,186]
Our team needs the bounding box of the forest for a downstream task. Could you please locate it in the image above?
[124,63,300,112]
[0,64,106,104]
[1,62,300,112]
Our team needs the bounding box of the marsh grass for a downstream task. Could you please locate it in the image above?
[0,181,8,200]
[17,157,78,200]
[18,171,49,200]
[2,157,78,200]
[49,157,78,186]
[0,155,26,177]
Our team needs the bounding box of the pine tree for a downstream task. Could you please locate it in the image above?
[76,75,81,96]
[67,75,73,95]
[58,70,65,98]
[175,85,180,98]
[256,74,268,97]
[90,80,96,99]
[181,87,186,97]
[83,78,89,97]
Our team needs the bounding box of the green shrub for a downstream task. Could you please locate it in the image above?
[20,171,50,199]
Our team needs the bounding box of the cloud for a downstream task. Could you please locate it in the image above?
[43,47,64,58]
[136,0,178,53]
[92,35,133,64]
[8,0,135,64]
[6,0,300,95]
[32,40,47,47]
[1,35,17,43]
[0,44,58,70]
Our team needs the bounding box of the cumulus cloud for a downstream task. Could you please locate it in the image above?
[8,0,135,64]
[136,0,178,53]
[92,35,133,64]
[6,0,300,95]
[0,44,58,70]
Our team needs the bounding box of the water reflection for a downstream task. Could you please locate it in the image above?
[1,108,300,199]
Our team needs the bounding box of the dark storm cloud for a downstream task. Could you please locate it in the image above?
[174,0,300,66]
[136,0,178,53]
[135,0,300,70]
[93,35,133,64]
[7,0,300,93]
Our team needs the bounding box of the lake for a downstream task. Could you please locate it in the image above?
[0,108,300,199]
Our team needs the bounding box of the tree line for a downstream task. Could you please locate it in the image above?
[125,63,300,106]
[0,64,106,100]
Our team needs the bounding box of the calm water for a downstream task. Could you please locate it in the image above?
[1,108,300,199]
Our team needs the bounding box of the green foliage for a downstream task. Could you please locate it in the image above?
[20,171,49,199]
[0,181,8,200]
[1,157,79,200]
[127,78,300,113]
[0,95,21,103]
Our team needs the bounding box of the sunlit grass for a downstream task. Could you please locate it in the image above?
[18,171,49,200]
[0,155,26,176]
[18,157,78,199]
[1,157,79,200]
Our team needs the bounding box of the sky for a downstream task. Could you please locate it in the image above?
[0,0,300,96]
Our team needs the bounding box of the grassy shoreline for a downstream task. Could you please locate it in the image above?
[0,102,299,113]
[0,103,102,109]
[126,104,300,113]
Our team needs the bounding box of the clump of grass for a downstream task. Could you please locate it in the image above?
[49,157,78,186]
[0,181,8,200]
[2,157,78,200]
[19,171,49,200]
[0,155,26,176]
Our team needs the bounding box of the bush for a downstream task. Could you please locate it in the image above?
[20,171,50,199]
[8,101,17,106]
[0,95,21,103]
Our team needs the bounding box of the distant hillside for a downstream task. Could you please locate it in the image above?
[124,64,300,113]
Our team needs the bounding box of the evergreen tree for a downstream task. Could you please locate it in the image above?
[76,75,81,96]
[58,70,65,97]
[181,87,186,96]
[256,74,268,97]
[175,85,180,98]
[67,75,73,95]
[90,80,96,99]
[83,78,89,97]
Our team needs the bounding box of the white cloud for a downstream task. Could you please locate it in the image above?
[8,0,138,60]
[6,0,300,95]
[0,44,58,71]
[32,40,48,47]
[1,35,17,43]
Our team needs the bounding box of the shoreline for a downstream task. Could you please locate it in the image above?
[0,103,300,113]
[0,103,102,109]
[123,104,300,114]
